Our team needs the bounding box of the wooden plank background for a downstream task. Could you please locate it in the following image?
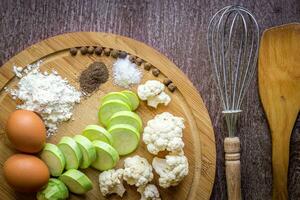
[0,0,299,199]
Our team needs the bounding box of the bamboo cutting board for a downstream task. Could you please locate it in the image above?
[258,23,300,200]
[0,32,216,200]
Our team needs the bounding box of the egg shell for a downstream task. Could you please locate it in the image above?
[3,154,50,192]
[6,110,46,153]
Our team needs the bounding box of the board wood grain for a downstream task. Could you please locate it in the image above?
[258,23,300,200]
[0,32,215,200]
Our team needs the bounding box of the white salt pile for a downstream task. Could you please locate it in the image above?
[112,56,142,88]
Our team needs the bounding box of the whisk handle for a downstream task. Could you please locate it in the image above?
[224,137,241,200]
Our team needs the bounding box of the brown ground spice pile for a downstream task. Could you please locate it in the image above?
[79,62,109,93]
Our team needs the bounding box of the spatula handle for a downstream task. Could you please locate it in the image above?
[224,137,241,200]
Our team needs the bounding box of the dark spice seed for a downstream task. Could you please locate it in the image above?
[144,63,152,71]
[79,62,109,93]
[118,51,127,59]
[110,49,119,58]
[168,83,177,92]
[104,48,111,56]
[95,47,103,55]
[163,79,172,86]
[135,58,143,66]
[80,46,88,55]
[70,48,78,56]
[87,46,94,54]
[152,68,160,77]
[129,55,136,62]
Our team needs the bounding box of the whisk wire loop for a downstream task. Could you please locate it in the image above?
[207,5,259,137]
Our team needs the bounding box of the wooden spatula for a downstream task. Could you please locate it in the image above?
[258,23,300,200]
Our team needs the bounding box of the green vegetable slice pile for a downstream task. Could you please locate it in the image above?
[38,90,144,196]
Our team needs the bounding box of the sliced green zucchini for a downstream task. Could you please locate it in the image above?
[91,140,119,171]
[58,137,82,170]
[59,169,93,194]
[98,99,131,126]
[107,111,143,132]
[121,90,140,110]
[101,92,132,109]
[82,124,113,144]
[108,124,140,156]
[40,143,66,177]
[73,135,96,169]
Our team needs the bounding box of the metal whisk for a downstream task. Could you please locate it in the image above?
[207,5,259,200]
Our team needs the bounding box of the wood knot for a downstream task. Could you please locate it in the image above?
[280,95,286,101]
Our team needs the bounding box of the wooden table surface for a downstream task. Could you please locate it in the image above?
[0,0,299,199]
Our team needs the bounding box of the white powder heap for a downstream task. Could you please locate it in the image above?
[6,61,81,137]
[112,56,142,88]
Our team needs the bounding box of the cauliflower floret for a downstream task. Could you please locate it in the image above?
[137,80,165,100]
[123,155,154,187]
[147,92,171,108]
[98,169,126,197]
[143,112,185,155]
[137,80,171,108]
[137,184,161,200]
[152,154,189,188]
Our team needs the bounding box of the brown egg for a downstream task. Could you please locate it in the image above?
[3,154,50,192]
[6,110,46,153]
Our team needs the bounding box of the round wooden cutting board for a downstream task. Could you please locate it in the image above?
[0,32,215,200]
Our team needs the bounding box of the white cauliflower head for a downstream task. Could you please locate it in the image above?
[123,155,154,187]
[137,184,161,200]
[143,112,185,155]
[152,154,189,188]
[147,91,171,108]
[99,169,126,197]
[137,80,171,108]
[137,80,165,100]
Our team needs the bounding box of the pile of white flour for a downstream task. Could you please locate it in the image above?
[6,61,81,137]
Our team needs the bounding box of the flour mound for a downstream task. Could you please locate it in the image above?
[5,61,81,137]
